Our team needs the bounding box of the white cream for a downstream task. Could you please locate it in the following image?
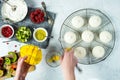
[82,30,94,43]
[71,16,85,28]
[89,15,102,28]
[92,46,105,58]
[74,47,87,59]
[1,0,28,22]
[99,31,112,43]
[64,31,77,44]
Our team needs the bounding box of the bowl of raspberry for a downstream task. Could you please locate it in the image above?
[30,8,45,24]
[0,24,14,38]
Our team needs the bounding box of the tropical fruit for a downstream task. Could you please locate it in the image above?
[20,44,42,65]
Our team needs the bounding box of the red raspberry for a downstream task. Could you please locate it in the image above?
[34,11,38,15]
[30,13,34,18]
[41,17,45,22]
[30,8,45,24]
[36,9,41,13]
[31,18,36,22]
[40,12,44,17]
[37,16,41,19]
[34,16,38,20]
[31,11,35,15]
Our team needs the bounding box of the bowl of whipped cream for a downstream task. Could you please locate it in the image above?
[1,0,28,23]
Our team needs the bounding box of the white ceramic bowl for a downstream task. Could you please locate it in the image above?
[0,24,14,38]
[33,28,48,42]
[1,0,28,23]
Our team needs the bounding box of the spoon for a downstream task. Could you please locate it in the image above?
[4,18,14,23]
[0,17,15,24]
[76,64,82,72]
[38,34,54,39]
[2,0,17,11]
[41,2,54,26]
[45,36,54,39]
[2,40,14,43]
[40,33,54,39]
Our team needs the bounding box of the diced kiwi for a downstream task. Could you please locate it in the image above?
[8,52,18,63]
[15,26,31,43]
[4,57,11,65]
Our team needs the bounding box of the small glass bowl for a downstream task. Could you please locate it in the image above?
[45,51,61,67]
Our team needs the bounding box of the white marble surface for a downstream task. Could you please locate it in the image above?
[1,0,120,80]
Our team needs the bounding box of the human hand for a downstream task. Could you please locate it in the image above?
[60,49,78,80]
[14,56,30,80]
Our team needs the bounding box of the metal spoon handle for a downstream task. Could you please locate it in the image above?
[41,2,54,25]
[41,2,48,17]
[46,36,53,39]
[2,0,16,11]
[76,64,82,72]
[41,2,47,12]
[2,40,13,43]
[2,0,13,7]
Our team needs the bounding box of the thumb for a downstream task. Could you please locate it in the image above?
[19,56,28,63]
[60,55,64,64]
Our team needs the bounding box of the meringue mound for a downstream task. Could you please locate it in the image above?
[74,47,87,59]
[64,31,77,44]
[99,31,112,43]
[92,46,105,58]
[82,30,94,43]
[71,16,85,28]
[89,15,102,28]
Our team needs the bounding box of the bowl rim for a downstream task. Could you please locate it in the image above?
[33,28,48,42]
[0,24,14,38]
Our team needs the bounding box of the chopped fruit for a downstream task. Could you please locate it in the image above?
[30,12,34,17]
[30,8,45,24]
[16,26,32,43]
[20,44,42,65]
[6,68,13,78]
[40,11,44,17]
[5,57,11,65]
[12,70,16,76]
[65,48,72,52]
[8,52,18,63]
[0,57,3,66]
[0,70,4,77]
[11,64,17,70]
[36,8,41,13]
[48,55,60,63]
[0,51,36,78]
